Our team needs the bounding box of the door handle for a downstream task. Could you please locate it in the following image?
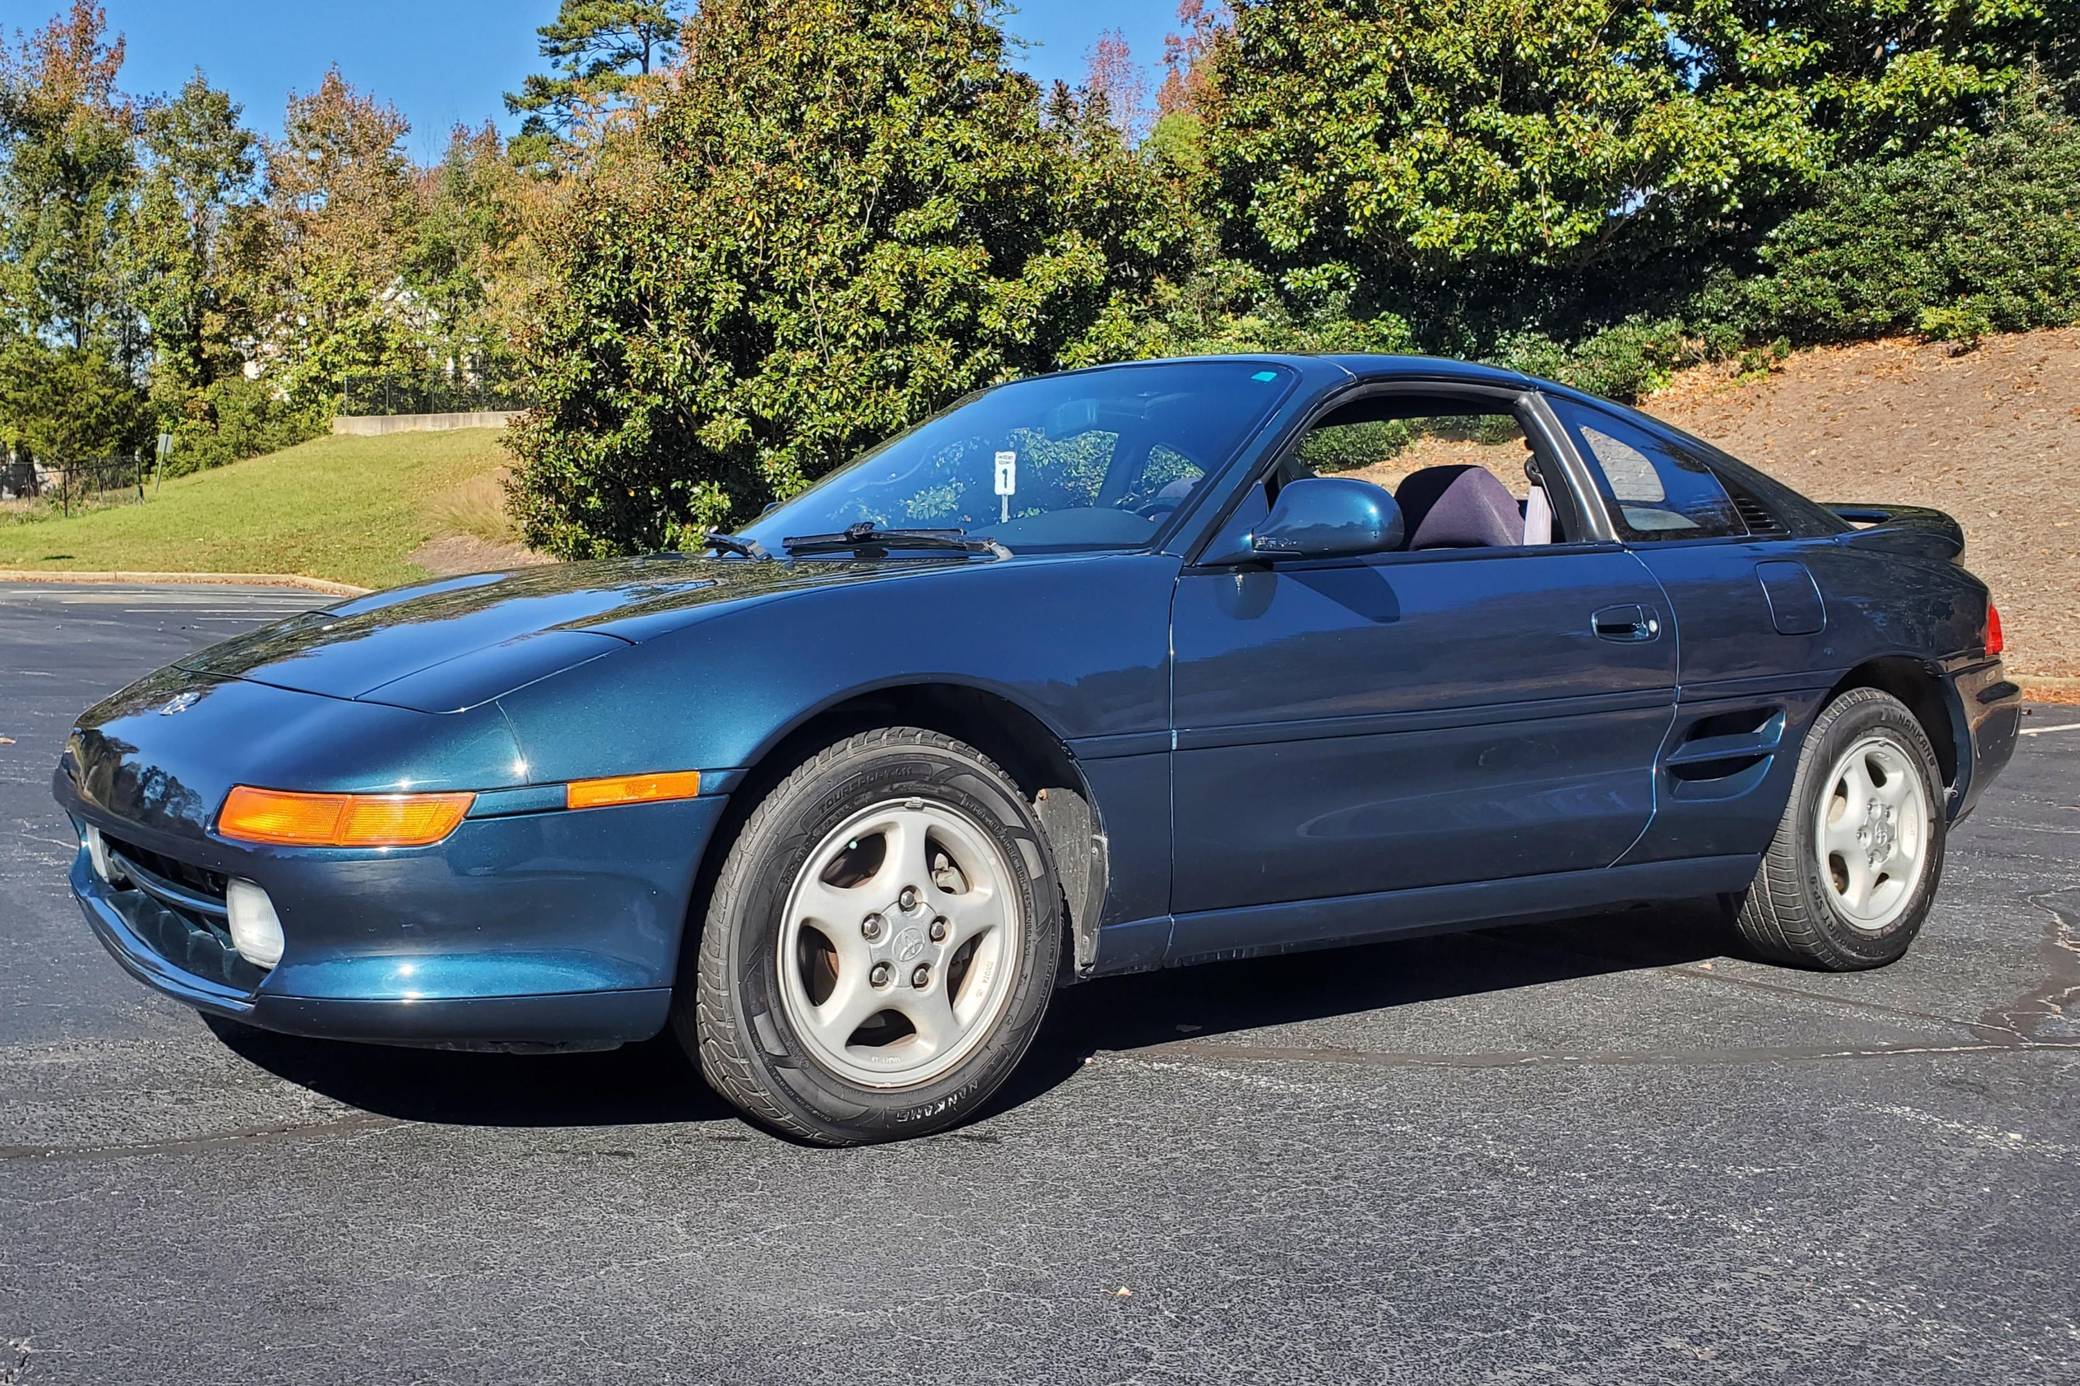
[1592,604,1662,642]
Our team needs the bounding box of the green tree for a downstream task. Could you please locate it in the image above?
[0,0,136,355]
[0,337,145,462]
[254,67,418,405]
[507,0,1193,558]
[403,122,530,388]
[127,71,257,404]
[505,0,683,166]
[1201,0,2073,325]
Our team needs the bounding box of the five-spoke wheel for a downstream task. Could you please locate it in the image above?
[1813,734,1933,933]
[1734,687,1946,970]
[681,727,1061,1144]
[777,800,1022,1088]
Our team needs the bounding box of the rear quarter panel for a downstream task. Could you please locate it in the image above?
[1624,533,2000,866]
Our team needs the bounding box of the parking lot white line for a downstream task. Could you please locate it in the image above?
[2020,722,2080,737]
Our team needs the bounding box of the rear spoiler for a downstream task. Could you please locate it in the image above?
[1826,503,1965,561]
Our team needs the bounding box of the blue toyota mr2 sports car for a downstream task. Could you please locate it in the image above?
[57,355,2020,1143]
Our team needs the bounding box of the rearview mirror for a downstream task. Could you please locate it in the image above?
[1222,477,1404,564]
[1040,397,1101,440]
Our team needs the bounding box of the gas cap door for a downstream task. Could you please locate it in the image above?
[1756,560,1826,635]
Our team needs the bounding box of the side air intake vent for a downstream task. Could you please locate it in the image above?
[1664,706,1788,799]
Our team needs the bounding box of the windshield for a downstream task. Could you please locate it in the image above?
[739,361,1296,554]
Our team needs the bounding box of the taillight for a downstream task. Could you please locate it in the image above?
[1986,600,2004,657]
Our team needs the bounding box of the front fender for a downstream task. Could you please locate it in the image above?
[491,553,1181,786]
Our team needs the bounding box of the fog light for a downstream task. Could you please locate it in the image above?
[225,878,285,969]
[82,824,125,886]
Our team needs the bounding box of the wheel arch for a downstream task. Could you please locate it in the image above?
[1824,657,1962,805]
[685,679,1109,979]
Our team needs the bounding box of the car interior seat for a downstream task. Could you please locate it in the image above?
[1395,464,1525,550]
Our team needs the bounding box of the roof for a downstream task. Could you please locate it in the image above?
[1050,352,1537,392]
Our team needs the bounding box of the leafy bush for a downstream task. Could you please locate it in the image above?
[1489,318,1695,403]
[505,0,1193,558]
[1739,96,2080,346]
[161,376,327,477]
[1298,420,1415,474]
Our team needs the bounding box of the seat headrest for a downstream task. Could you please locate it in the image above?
[1396,465,1522,550]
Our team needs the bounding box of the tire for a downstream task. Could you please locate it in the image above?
[1732,687,1946,970]
[679,727,1062,1144]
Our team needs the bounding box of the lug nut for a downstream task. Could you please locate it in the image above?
[911,964,931,988]
[929,916,948,942]
[861,913,885,940]
[870,962,893,988]
[898,885,919,912]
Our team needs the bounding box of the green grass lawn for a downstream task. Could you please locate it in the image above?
[0,429,517,590]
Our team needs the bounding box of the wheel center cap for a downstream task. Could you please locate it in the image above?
[891,925,927,963]
[1862,800,1896,865]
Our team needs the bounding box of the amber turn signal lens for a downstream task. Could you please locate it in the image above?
[218,786,475,847]
[565,769,703,810]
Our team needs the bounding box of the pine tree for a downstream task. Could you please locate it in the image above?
[504,0,683,165]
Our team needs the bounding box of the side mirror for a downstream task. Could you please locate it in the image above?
[1215,477,1404,564]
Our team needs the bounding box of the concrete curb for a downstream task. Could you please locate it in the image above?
[2016,673,2080,704]
[0,568,371,597]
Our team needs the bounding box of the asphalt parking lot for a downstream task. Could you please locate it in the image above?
[2,580,2076,1385]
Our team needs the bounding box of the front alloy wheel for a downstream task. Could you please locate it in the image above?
[776,799,1024,1088]
[681,727,1061,1144]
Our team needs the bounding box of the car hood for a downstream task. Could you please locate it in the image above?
[176,555,968,712]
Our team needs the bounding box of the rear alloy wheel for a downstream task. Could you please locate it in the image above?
[1811,734,1934,934]
[681,727,1061,1144]
[1733,687,1946,970]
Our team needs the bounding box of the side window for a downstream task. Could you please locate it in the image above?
[1123,442,1204,508]
[1276,396,1566,550]
[1551,401,1745,541]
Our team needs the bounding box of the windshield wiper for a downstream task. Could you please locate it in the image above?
[780,523,1010,559]
[703,530,771,561]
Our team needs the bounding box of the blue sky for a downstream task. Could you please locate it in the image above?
[54,1,1181,160]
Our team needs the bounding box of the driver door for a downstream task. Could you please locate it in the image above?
[1166,384,1677,923]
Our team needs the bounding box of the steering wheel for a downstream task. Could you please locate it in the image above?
[1131,496,1184,521]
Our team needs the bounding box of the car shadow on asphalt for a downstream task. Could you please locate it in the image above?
[204,898,1737,1134]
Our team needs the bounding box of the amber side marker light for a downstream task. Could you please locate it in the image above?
[218,786,475,847]
[565,769,703,810]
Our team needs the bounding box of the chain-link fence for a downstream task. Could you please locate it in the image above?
[47,457,152,516]
[0,455,153,516]
[341,373,528,417]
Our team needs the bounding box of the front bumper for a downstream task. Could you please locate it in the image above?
[60,777,724,1051]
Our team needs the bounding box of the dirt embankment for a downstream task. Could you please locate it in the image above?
[1647,329,2078,683]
